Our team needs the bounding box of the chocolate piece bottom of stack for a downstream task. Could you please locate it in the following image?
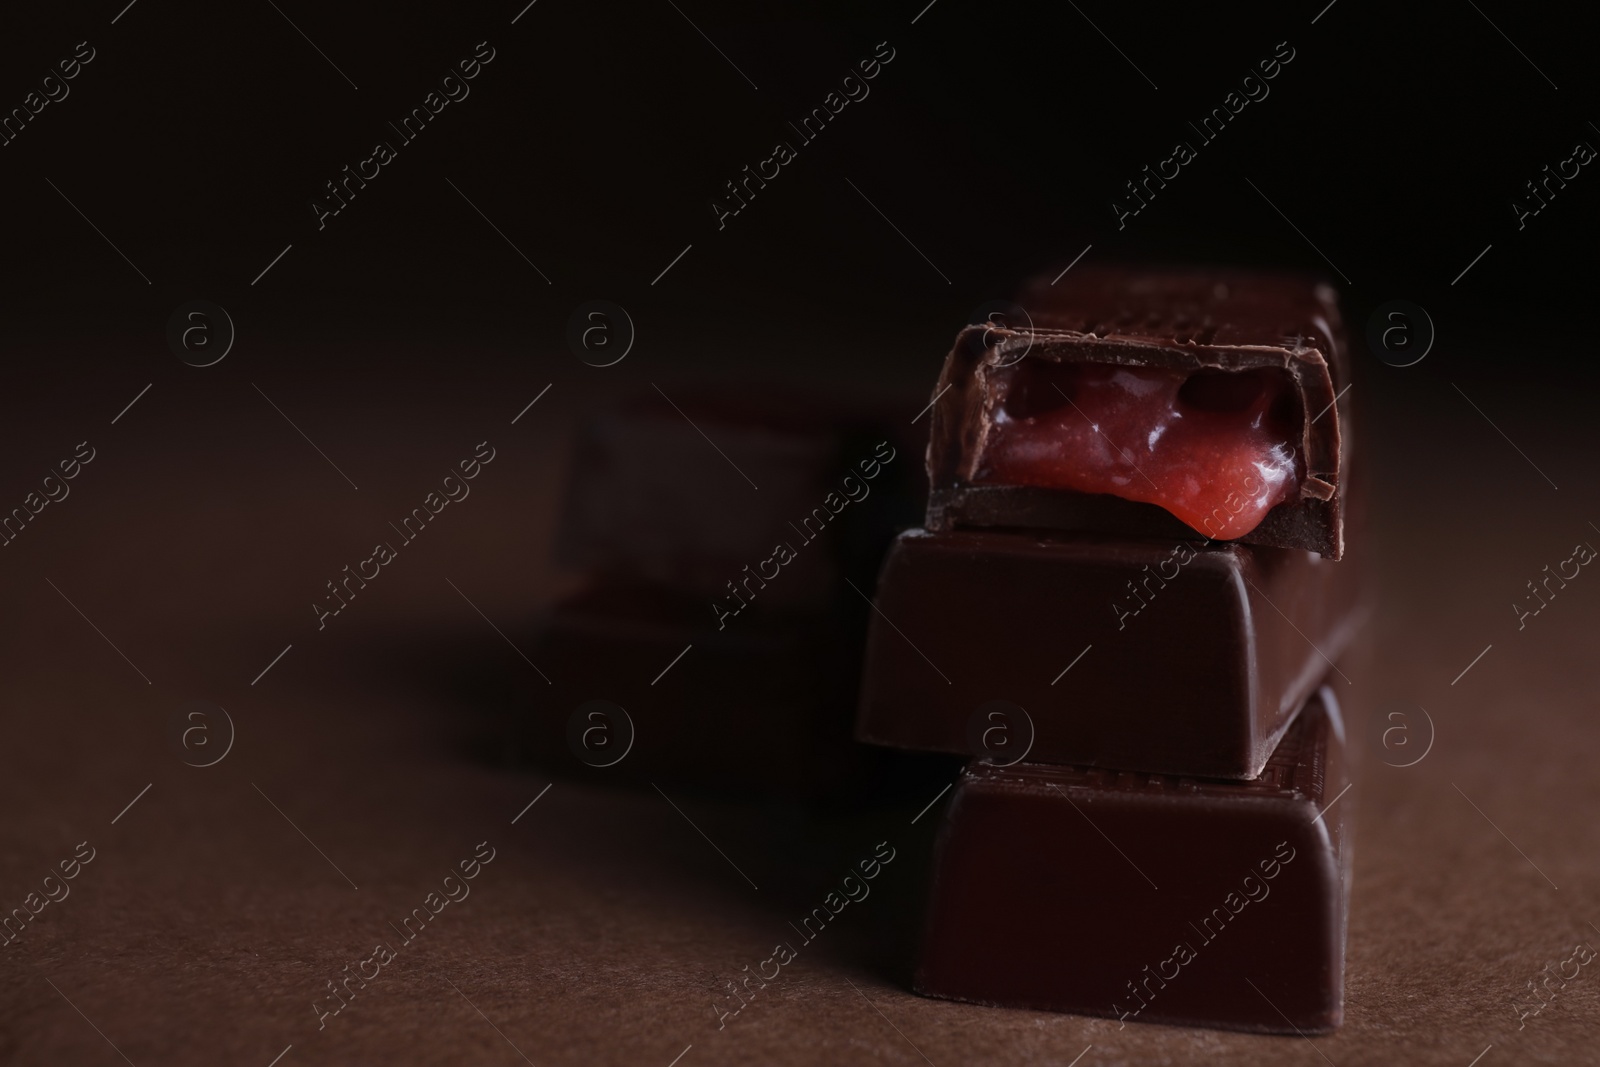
[915,684,1350,1033]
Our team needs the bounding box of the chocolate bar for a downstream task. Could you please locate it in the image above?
[916,684,1350,1033]
[517,394,921,795]
[517,582,872,795]
[926,267,1350,558]
[856,527,1364,778]
[557,393,919,610]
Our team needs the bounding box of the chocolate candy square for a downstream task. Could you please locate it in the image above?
[857,528,1363,778]
[519,582,872,795]
[557,394,918,610]
[915,684,1350,1033]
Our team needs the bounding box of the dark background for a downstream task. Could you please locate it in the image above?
[3,2,1599,1066]
[2,0,1595,348]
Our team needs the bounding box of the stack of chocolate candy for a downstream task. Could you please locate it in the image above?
[856,267,1365,1032]
[523,393,919,795]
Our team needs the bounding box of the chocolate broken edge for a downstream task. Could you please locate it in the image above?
[924,324,1348,559]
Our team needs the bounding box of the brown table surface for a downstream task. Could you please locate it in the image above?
[2,339,1597,1066]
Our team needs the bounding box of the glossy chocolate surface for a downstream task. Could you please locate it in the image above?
[856,528,1364,778]
[916,687,1350,1033]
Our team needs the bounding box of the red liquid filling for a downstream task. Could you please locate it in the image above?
[977,362,1302,540]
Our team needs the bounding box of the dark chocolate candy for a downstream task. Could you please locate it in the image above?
[519,582,873,795]
[916,685,1351,1033]
[856,527,1364,779]
[523,392,924,796]
[557,394,919,610]
[926,267,1350,558]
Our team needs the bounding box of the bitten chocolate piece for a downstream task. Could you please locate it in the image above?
[927,267,1350,558]
[857,527,1363,779]
[916,686,1350,1033]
